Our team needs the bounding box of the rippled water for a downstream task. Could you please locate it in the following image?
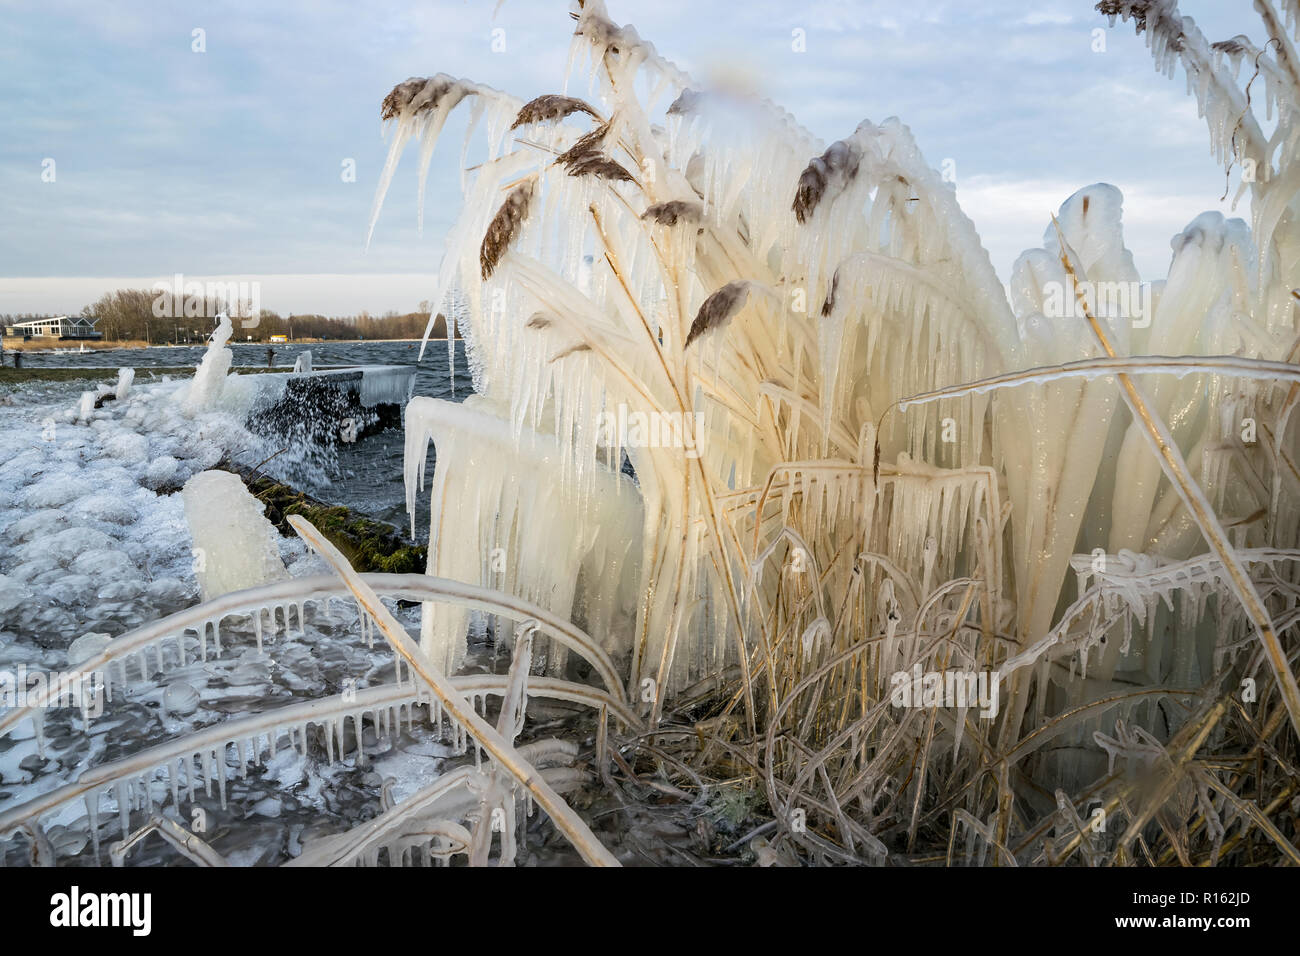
[16,340,475,535]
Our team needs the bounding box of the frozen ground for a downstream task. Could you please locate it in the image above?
[0,372,462,865]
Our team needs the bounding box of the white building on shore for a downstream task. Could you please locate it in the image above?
[3,316,103,340]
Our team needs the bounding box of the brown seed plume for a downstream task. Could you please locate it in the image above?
[548,343,592,362]
[793,138,862,224]
[685,280,753,349]
[381,75,459,121]
[641,200,703,226]
[511,94,601,130]
[555,124,611,169]
[565,154,635,183]
[1096,1,1152,31]
[481,182,535,280]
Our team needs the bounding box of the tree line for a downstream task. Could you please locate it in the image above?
[1,289,454,343]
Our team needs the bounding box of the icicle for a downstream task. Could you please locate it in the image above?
[186,752,198,804]
[203,750,215,799]
[85,792,101,857]
[114,780,130,837]
[215,747,228,809]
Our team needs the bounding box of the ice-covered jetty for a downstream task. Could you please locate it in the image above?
[177,315,416,443]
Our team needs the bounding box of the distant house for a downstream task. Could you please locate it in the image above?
[4,315,103,340]
[269,334,288,343]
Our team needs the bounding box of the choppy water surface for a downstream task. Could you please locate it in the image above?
[14,340,475,534]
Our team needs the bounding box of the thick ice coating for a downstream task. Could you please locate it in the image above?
[182,470,289,601]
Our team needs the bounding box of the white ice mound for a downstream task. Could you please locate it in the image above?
[182,314,235,414]
[293,350,312,373]
[181,470,289,602]
[67,632,111,667]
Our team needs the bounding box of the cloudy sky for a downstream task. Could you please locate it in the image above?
[0,0,1265,316]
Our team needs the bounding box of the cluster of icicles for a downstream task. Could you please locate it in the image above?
[375,0,1299,791]
[6,0,1300,867]
[0,575,596,866]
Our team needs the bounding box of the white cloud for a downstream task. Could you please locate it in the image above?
[955,174,1245,282]
[0,0,1272,309]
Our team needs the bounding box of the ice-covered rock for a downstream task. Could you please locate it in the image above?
[163,681,201,716]
[71,492,138,525]
[22,476,91,510]
[145,577,191,607]
[182,470,289,601]
[184,440,224,471]
[5,558,59,584]
[7,509,70,543]
[0,575,34,619]
[144,455,180,490]
[67,631,111,667]
[45,574,97,606]
[43,528,116,563]
[71,547,137,579]
[97,579,145,602]
[100,429,149,463]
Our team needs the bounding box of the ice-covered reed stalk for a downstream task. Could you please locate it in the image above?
[287,515,621,866]
[1050,214,1300,741]
[111,814,228,867]
[368,0,1300,863]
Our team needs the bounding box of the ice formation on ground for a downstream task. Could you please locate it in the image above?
[0,342,440,865]
[182,470,290,601]
[180,314,239,415]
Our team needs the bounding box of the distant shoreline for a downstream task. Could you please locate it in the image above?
[2,337,453,352]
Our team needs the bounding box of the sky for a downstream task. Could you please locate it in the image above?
[0,0,1269,317]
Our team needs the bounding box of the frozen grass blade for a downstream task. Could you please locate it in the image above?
[287,514,621,867]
